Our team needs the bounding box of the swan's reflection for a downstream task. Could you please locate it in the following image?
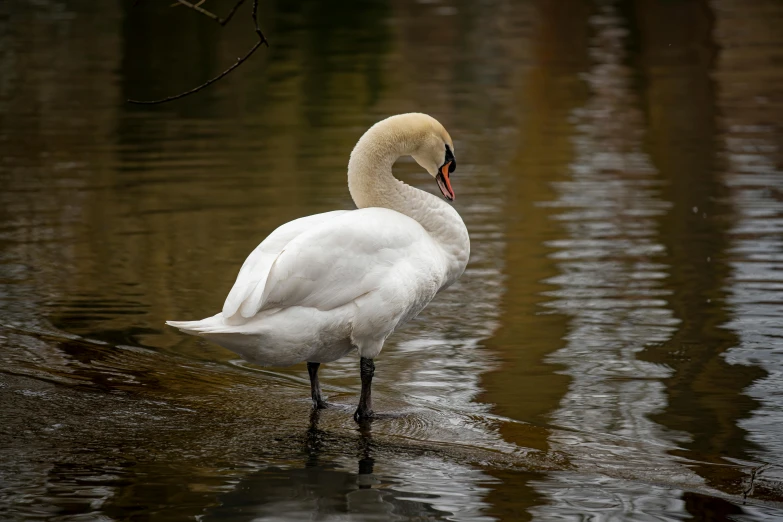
[353,417,378,490]
[304,408,377,489]
[202,409,496,521]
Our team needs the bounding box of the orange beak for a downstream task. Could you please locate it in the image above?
[437,161,455,201]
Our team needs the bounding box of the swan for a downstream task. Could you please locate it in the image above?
[166,113,470,421]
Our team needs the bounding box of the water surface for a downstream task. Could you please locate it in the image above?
[2,0,783,519]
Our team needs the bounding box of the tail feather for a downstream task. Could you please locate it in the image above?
[166,313,279,365]
[166,313,228,335]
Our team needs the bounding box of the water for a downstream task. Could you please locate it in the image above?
[1,0,783,519]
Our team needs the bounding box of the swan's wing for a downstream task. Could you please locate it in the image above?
[256,208,441,314]
[222,210,349,320]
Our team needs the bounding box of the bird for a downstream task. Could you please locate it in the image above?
[166,113,470,422]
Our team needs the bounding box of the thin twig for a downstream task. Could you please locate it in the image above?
[743,463,771,503]
[219,0,245,26]
[174,0,220,23]
[173,0,246,26]
[127,41,265,104]
[127,0,267,105]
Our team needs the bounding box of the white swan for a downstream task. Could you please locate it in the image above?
[167,113,470,421]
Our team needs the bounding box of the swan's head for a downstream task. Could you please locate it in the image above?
[368,113,457,201]
[407,114,457,201]
[352,113,458,202]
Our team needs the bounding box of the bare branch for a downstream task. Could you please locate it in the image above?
[220,0,245,26]
[127,0,267,105]
[251,0,263,40]
[127,41,265,105]
[172,0,246,26]
[174,0,219,23]
[743,463,771,503]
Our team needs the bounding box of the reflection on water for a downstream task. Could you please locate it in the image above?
[532,4,691,517]
[718,0,783,494]
[2,0,783,519]
[204,413,499,522]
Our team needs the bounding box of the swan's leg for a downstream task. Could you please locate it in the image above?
[354,357,375,422]
[307,362,328,409]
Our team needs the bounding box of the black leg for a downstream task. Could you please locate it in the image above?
[307,362,328,409]
[354,357,375,422]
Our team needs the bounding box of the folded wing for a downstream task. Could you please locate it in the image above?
[236,208,443,322]
[222,210,349,322]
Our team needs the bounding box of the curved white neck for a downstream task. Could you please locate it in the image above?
[347,122,470,278]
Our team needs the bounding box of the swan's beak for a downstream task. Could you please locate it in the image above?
[436,161,455,201]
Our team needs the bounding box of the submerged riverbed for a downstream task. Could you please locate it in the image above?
[1,0,783,519]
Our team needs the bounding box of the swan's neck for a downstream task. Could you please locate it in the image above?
[347,124,469,277]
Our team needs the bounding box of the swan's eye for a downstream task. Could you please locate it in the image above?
[444,144,456,173]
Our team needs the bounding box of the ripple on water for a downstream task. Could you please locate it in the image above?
[723,123,783,486]
[529,3,702,516]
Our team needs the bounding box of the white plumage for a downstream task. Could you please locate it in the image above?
[167,113,469,419]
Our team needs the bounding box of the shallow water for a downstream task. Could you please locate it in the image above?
[1,0,783,519]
